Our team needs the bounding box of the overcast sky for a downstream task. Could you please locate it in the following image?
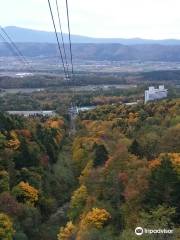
[0,0,180,39]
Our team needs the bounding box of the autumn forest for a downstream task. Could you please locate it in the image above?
[0,85,179,240]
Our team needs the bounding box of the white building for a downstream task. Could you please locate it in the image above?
[145,85,168,103]
[7,110,56,117]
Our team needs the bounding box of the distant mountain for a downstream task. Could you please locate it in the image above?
[1,42,180,62]
[1,26,180,45]
[1,26,93,44]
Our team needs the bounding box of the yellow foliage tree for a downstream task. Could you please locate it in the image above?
[0,213,15,240]
[76,208,111,240]
[7,130,20,150]
[165,153,180,171]
[57,221,76,240]
[80,208,111,229]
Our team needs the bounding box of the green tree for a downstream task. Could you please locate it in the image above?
[144,157,180,223]
[161,124,180,152]
[18,205,41,239]
[69,185,88,220]
[139,205,175,228]
[0,132,6,149]
[128,139,142,157]
[0,170,10,192]
[93,143,108,167]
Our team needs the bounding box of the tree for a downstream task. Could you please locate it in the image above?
[76,227,116,240]
[0,170,9,192]
[128,139,142,157]
[161,124,180,152]
[144,157,180,223]
[12,181,39,206]
[17,205,41,239]
[0,192,22,216]
[120,229,145,240]
[0,213,15,240]
[80,208,111,229]
[7,130,20,150]
[120,206,176,240]
[139,205,176,228]
[14,138,42,168]
[57,221,76,240]
[139,132,160,160]
[18,168,42,190]
[93,143,109,167]
[69,185,88,220]
[0,132,6,149]
[76,208,111,240]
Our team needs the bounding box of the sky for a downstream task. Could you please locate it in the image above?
[0,0,180,39]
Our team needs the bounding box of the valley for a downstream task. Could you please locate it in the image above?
[0,28,180,240]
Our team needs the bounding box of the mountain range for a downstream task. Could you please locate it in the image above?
[1,42,180,62]
[1,26,180,62]
[1,26,180,45]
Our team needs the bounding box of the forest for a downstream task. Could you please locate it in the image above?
[0,94,179,239]
[0,113,76,239]
[1,69,180,89]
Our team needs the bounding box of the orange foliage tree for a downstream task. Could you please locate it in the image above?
[12,181,39,205]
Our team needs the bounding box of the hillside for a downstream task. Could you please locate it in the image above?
[2,42,180,61]
[0,98,179,240]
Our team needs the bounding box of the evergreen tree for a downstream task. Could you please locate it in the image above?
[129,139,142,157]
[93,143,108,167]
[144,157,180,223]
